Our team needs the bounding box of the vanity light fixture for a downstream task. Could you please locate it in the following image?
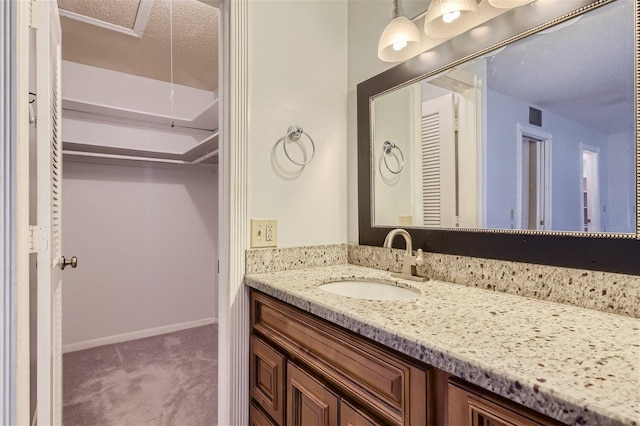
[378,0,423,62]
[424,0,479,38]
[488,0,534,9]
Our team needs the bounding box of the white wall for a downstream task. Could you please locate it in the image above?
[247,1,348,247]
[373,85,415,226]
[607,131,636,233]
[61,161,218,346]
[347,2,398,243]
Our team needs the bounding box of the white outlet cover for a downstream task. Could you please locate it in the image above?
[250,219,278,248]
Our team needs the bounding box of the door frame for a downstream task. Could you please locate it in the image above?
[580,144,601,232]
[217,0,249,425]
[3,0,251,424]
[2,0,31,424]
[515,123,552,230]
[1,2,17,424]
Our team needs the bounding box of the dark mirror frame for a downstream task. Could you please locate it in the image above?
[357,0,640,275]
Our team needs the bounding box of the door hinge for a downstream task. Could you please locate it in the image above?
[454,118,459,132]
[29,1,38,29]
[29,225,48,253]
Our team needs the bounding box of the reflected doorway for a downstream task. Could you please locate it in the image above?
[581,147,601,232]
[516,125,552,230]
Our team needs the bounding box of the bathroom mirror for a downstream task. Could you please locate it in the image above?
[371,0,635,234]
[358,0,640,274]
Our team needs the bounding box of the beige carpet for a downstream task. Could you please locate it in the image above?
[63,324,218,426]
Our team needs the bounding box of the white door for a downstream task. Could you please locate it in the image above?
[582,147,601,232]
[516,125,552,231]
[520,136,547,230]
[417,93,456,227]
[35,1,65,424]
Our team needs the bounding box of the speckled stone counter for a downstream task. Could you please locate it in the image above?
[245,264,640,426]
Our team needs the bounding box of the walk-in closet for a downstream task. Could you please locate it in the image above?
[56,1,220,423]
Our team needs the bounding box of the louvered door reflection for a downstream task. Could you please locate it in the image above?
[421,112,441,227]
[419,93,456,228]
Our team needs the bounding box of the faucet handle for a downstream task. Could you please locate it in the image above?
[414,249,424,266]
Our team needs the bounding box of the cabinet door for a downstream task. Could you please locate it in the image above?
[287,362,339,426]
[252,291,428,425]
[340,401,381,426]
[251,402,277,426]
[250,336,285,425]
[448,383,558,426]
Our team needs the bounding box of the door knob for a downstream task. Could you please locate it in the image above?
[61,256,78,270]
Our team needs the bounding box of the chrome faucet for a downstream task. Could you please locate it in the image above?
[383,229,427,282]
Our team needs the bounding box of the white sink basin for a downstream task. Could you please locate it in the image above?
[318,280,420,301]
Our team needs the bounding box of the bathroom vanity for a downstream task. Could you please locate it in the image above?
[245,264,640,426]
[244,0,640,423]
[250,290,428,426]
[250,290,562,426]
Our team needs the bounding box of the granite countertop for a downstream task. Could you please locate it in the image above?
[245,264,640,426]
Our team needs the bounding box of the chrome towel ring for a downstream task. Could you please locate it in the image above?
[283,125,315,166]
[382,140,404,174]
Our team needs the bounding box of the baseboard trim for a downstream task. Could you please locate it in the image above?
[62,317,218,353]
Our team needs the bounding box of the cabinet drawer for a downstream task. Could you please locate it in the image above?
[340,400,382,426]
[448,381,562,426]
[251,291,427,425]
[250,335,285,425]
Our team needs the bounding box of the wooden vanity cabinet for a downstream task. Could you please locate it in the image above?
[249,289,564,426]
[287,361,340,426]
[250,290,427,426]
[250,402,278,426]
[250,335,286,425]
[340,400,381,426]
[286,361,383,426]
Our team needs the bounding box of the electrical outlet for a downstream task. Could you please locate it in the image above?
[251,219,278,248]
[398,216,413,226]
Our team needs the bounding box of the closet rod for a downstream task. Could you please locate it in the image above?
[63,150,217,167]
[192,148,219,165]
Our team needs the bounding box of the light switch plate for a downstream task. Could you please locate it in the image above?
[250,219,278,248]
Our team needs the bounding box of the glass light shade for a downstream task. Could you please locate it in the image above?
[378,16,424,62]
[424,0,480,39]
[488,0,534,8]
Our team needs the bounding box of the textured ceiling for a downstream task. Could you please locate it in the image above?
[58,0,219,91]
[486,0,633,134]
[58,0,140,27]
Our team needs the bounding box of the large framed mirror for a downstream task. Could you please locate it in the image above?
[358,0,640,274]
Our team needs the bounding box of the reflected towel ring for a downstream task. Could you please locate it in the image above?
[382,140,404,174]
[283,124,315,166]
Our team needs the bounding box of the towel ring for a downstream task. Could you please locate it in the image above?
[283,125,315,166]
[382,140,404,174]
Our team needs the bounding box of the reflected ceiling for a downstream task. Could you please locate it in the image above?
[486,0,633,134]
